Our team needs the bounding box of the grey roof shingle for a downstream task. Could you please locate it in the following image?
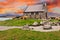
[25,4,44,12]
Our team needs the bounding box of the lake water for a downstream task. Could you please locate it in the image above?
[0,18,13,21]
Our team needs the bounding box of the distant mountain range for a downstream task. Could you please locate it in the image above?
[0,14,23,17]
[48,12,60,17]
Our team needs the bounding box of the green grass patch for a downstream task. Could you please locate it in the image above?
[50,19,59,22]
[0,19,42,26]
[0,29,60,40]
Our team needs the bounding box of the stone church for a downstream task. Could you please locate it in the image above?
[23,3,48,19]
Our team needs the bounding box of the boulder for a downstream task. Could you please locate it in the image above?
[43,24,52,30]
[32,22,38,26]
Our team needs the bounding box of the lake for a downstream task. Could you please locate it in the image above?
[0,18,13,21]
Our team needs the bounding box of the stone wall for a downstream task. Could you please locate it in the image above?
[24,11,47,19]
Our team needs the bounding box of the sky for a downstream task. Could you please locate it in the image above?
[0,0,60,14]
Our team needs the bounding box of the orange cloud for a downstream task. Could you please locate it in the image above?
[47,0,60,12]
[0,0,60,14]
[0,0,36,14]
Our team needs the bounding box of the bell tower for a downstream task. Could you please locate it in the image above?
[43,2,48,19]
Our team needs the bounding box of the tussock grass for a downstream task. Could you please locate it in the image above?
[0,29,60,40]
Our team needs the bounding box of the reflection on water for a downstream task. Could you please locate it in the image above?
[0,18,13,21]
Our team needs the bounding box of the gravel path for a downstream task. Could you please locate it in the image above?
[29,26,60,32]
[0,26,60,32]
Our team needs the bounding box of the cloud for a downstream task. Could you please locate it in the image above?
[51,7,60,13]
[0,0,60,14]
[0,0,6,2]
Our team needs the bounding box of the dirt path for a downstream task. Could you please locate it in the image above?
[0,26,22,31]
[0,26,60,32]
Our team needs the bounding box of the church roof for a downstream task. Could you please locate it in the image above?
[25,4,45,12]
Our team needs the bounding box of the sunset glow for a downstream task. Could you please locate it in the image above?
[47,0,60,12]
[0,0,36,14]
[0,0,60,14]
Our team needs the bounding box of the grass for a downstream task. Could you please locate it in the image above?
[0,19,42,26]
[0,29,60,40]
[50,19,59,22]
[0,19,59,26]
